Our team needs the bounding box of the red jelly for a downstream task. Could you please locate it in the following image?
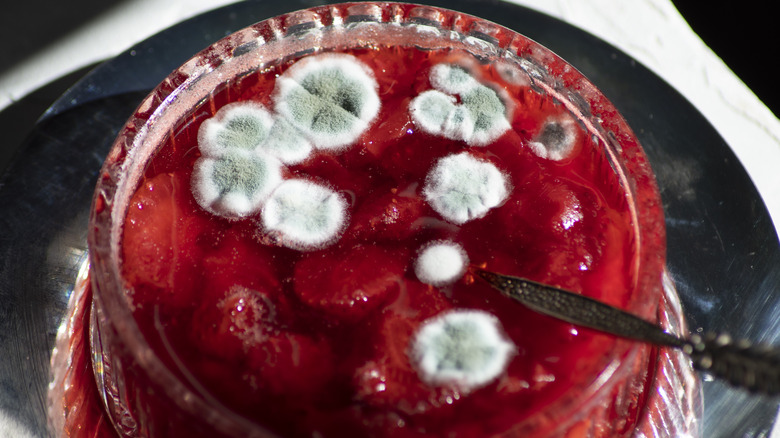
[83,4,694,438]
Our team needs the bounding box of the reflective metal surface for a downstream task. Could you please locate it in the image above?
[1,1,778,436]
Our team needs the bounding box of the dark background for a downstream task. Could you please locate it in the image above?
[671,0,776,117]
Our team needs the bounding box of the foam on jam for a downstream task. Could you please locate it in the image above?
[121,46,645,437]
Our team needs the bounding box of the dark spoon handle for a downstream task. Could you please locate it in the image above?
[685,332,780,395]
[475,269,780,395]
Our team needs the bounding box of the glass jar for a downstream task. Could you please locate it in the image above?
[86,3,699,437]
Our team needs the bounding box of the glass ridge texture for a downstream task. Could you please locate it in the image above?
[85,3,699,437]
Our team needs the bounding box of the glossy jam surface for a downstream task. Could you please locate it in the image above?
[120,46,646,437]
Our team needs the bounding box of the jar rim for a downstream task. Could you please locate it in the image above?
[88,2,666,435]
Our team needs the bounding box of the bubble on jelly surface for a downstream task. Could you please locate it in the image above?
[528,117,577,161]
[423,152,510,224]
[429,64,478,95]
[192,150,283,218]
[260,116,314,165]
[409,90,474,142]
[261,179,348,250]
[198,102,274,157]
[274,54,380,152]
[414,240,468,286]
[410,309,515,392]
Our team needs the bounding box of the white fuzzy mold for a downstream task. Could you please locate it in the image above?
[410,63,510,146]
[261,179,348,250]
[414,240,469,286]
[409,90,475,143]
[423,152,510,224]
[527,117,578,161]
[274,53,380,152]
[192,150,283,218]
[410,309,515,392]
[198,102,275,157]
[429,64,479,95]
[260,116,314,165]
[199,101,315,165]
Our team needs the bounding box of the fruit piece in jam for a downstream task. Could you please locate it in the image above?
[121,46,647,437]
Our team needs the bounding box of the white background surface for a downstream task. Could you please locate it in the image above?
[1,0,778,436]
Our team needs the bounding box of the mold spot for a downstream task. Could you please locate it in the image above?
[429,64,478,95]
[410,309,515,392]
[414,240,468,286]
[410,63,510,146]
[409,90,474,142]
[198,102,274,157]
[261,116,314,165]
[528,117,577,161]
[460,86,510,145]
[261,179,348,250]
[423,152,510,224]
[192,150,282,218]
[274,54,380,151]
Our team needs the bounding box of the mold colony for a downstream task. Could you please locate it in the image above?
[118,46,651,437]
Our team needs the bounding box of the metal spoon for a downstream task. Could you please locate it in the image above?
[474,268,780,395]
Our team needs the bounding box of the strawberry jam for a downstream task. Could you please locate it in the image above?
[116,45,653,438]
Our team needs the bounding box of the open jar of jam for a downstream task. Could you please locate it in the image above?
[78,3,699,437]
